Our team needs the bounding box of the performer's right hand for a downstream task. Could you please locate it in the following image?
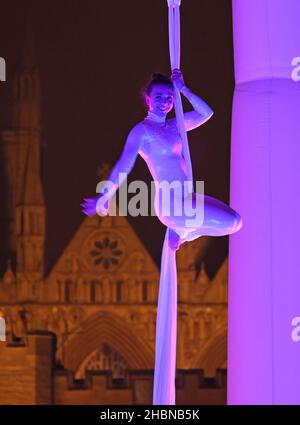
[80,194,109,217]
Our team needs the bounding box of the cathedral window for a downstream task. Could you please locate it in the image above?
[65,279,72,303]
[142,280,148,303]
[89,236,124,270]
[75,343,129,383]
[116,280,123,303]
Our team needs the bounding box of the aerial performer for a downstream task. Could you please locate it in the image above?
[81,0,242,405]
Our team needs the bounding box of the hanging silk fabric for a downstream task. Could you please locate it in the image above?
[152,0,194,405]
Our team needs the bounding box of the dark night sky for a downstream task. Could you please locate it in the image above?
[0,0,235,277]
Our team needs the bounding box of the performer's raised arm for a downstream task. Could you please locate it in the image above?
[171,68,214,131]
[101,125,143,198]
[81,125,143,216]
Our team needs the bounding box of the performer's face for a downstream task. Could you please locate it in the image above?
[146,84,174,117]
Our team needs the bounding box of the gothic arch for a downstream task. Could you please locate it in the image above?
[192,327,227,376]
[62,311,154,372]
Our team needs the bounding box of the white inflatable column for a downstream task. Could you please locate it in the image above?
[228,0,300,404]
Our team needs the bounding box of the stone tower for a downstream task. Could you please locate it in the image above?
[0,26,45,293]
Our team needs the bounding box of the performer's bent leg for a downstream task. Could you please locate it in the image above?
[190,192,242,237]
[158,192,242,250]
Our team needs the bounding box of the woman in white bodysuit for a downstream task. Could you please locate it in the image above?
[81,69,242,250]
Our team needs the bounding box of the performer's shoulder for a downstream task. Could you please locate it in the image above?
[133,119,147,129]
[130,120,149,138]
[125,121,147,149]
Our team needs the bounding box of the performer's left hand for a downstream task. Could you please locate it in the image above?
[171,68,185,90]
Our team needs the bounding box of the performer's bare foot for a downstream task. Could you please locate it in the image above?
[168,228,182,251]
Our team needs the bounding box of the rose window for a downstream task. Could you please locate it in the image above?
[88,235,124,270]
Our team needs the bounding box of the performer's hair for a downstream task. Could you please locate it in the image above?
[140,72,173,107]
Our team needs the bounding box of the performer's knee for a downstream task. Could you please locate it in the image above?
[233,212,243,233]
[225,211,242,234]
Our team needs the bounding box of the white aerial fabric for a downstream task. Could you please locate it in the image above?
[152,0,194,405]
[167,0,194,186]
[152,227,177,405]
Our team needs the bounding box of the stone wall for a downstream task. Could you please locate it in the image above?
[0,331,55,404]
[0,330,226,405]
